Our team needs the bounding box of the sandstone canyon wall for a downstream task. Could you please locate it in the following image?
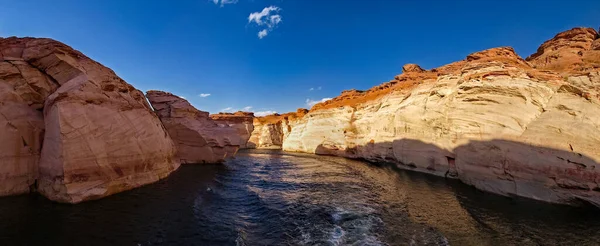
[146,91,241,164]
[259,28,600,207]
[247,109,308,149]
[210,112,255,148]
[0,37,179,203]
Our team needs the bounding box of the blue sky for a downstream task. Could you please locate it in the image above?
[1,0,599,115]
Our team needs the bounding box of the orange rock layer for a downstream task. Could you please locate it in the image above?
[308,27,598,111]
[252,27,600,207]
[254,108,308,124]
[210,111,255,123]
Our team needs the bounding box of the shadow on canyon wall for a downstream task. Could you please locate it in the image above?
[256,147,600,244]
[315,138,600,207]
[380,162,600,245]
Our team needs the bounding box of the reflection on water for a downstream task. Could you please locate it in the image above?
[0,149,599,245]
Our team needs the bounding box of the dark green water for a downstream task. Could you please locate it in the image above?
[0,149,599,245]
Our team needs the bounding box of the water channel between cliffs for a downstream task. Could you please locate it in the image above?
[0,149,599,245]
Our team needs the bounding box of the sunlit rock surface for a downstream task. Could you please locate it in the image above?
[258,28,600,207]
[0,37,180,203]
[248,109,308,149]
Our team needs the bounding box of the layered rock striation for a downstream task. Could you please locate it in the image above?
[146,91,241,164]
[210,112,255,148]
[0,37,179,203]
[258,27,600,207]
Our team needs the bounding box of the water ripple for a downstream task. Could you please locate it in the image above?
[0,149,598,245]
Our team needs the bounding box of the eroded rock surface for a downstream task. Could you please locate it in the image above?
[0,37,180,203]
[248,109,307,149]
[527,27,600,73]
[210,112,254,148]
[146,91,241,163]
[261,28,600,207]
[0,42,57,196]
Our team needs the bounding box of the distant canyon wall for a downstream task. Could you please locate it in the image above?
[252,27,600,207]
[247,109,308,149]
[210,112,255,149]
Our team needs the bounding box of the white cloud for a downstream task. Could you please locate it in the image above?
[306,98,332,107]
[309,87,314,91]
[242,106,253,111]
[258,29,268,39]
[254,110,278,117]
[248,6,282,39]
[269,15,282,27]
[248,6,279,25]
[221,107,233,112]
[212,0,238,7]
[181,96,187,99]
[199,93,211,97]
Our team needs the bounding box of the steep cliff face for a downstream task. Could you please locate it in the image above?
[210,111,254,148]
[280,27,600,206]
[0,37,179,203]
[0,40,57,196]
[146,91,241,163]
[248,109,308,149]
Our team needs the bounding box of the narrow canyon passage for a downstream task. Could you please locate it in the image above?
[1,150,599,245]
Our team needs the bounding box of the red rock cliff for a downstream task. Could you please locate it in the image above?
[527,27,600,74]
[0,37,179,203]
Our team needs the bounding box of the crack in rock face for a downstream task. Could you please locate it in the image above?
[0,37,179,203]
